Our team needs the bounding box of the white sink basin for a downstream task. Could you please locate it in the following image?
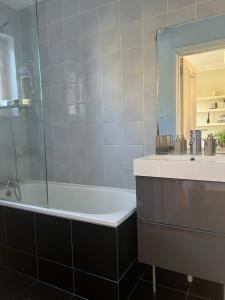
[134,154,225,182]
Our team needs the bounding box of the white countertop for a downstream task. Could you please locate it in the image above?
[134,154,225,182]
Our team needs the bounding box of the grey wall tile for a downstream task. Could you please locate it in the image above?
[69,125,85,145]
[84,101,103,124]
[80,0,98,12]
[99,2,119,30]
[83,78,101,102]
[142,0,167,19]
[100,28,120,55]
[103,146,123,167]
[122,74,143,100]
[63,0,79,18]
[81,8,99,35]
[54,164,70,182]
[124,122,144,145]
[65,83,83,104]
[196,0,225,18]
[49,21,63,47]
[120,0,141,24]
[124,100,143,122]
[64,39,82,62]
[123,168,135,189]
[82,32,100,58]
[86,146,103,166]
[121,20,142,50]
[85,125,104,145]
[167,5,195,26]
[123,145,144,168]
[53,146,70,164]
[143,13,167,44]
[70,165,85,184]
[67,104,85,124]
[85,166,104,186]
[168,0,195,11]
[70,146,86,164]
[47,0,62,24]
[103,101,123,123]
[54,126,69,145]
[122,48,143,75]
[104,167,123,188]
[63,15,81,42]
[103,124,124,145]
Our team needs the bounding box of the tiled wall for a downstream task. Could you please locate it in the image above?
[37,0,225,189]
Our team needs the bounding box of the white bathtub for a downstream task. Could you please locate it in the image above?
[0,181,136,227]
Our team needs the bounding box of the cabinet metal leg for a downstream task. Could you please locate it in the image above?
[187,275,193,283]
[152,266,156,294]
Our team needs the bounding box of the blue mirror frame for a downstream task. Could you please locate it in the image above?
[157,14,225,137]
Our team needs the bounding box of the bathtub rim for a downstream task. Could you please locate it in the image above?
[0,182,136,227]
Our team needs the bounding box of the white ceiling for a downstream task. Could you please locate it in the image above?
[0,0,38,10]
[185,49,225,71]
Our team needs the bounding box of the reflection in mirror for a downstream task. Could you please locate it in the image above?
[177,48,225,140]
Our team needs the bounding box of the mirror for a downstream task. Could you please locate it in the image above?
[157,14,225,140]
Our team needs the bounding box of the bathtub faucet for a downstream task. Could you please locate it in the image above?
[0,178,22,201]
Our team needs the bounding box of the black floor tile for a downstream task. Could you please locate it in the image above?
[157,267,189,293]
[129,280,187,300]
[142,266,188,293]
[0,268,35,300]
[75,269,118,300]
[189,277,223,300]
[15,281,72,300]
[70,297,86,300]
[187,296,209,300]
[38,257,74,293]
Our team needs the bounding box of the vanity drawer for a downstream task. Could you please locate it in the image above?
[138,221,225,284]
[136,176,225,234]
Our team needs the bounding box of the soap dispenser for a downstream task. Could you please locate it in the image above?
[204,134,216,156]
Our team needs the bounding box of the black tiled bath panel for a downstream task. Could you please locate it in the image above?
[129,280,187,300]
[118,213,137,277]
[0,268,35,300]
[38,257,73,293]
[36,214,72,266]
[72,220,118,280]
[74,269,118,300]
[0,207,5,246]
[15,281,72,300]
[5,207,35,254]
[6,247,37,277]
[0,246,6,271]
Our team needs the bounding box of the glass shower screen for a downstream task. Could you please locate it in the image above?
[0,0,47,207]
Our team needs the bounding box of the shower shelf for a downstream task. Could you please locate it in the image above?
[0,99,32,109]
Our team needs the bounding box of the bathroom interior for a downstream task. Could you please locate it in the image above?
[1,0,225,299]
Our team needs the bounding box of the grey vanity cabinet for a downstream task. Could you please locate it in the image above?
[136,176,225,284]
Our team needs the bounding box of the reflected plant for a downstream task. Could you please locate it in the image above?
[216,130,225,147]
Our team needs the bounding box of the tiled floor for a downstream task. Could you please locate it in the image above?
[0,268,83,300]
[129,266,224,300]
[0,266,223,300]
